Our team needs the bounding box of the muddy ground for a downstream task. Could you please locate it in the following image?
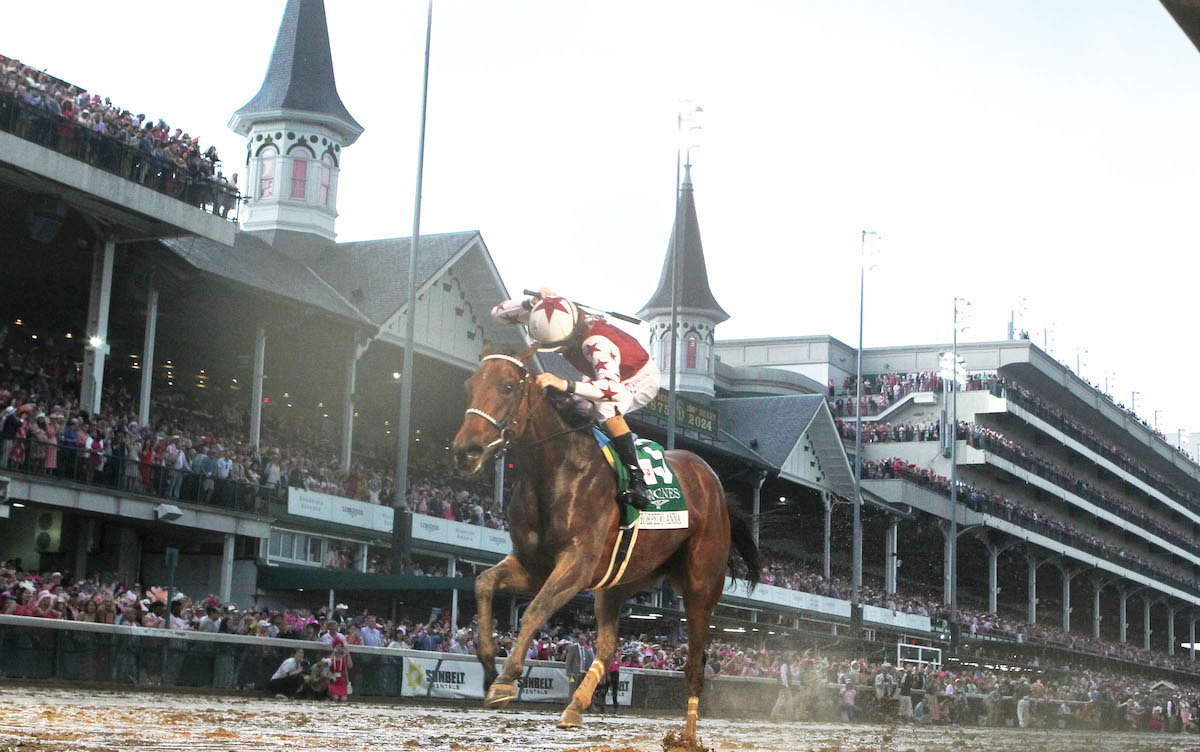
[0,687,1197,752]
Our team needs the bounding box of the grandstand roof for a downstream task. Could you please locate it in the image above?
[717,394,856,497]
[717,395,823,467]
[231,0,363,142]
[638,167,729,323]
[161,233,369,324]
[310,231,481,325]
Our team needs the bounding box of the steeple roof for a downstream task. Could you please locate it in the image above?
[230,0,363,143]
[638,167,729,323]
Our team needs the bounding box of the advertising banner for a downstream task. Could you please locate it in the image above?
[287,489,393,534]
[400,655,632,705]
[402,655,486,699]
[862,605,931,632]
[409,514,513,555]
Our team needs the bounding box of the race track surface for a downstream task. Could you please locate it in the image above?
[0,687,1197,752]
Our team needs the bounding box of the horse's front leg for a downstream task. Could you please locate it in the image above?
[484,554,591,710]
[474,555,541,693]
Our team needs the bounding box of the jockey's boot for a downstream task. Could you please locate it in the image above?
[610,432,653,510]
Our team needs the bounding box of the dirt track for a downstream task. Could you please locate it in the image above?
[1,687,1198,752]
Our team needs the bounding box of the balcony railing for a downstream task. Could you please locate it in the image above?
[994,381,1200,516]
[0,437,273,516]
[0,92,241,221]
[968,429,1199,556]
[875,463,1200,598]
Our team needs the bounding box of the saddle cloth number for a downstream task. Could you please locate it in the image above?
[635,442,673,486]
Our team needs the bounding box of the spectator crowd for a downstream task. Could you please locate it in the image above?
[0,348,504,530]
[829,371,994,418]
[0,55,239,217]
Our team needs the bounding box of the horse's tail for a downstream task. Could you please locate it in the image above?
[726,495,764,592]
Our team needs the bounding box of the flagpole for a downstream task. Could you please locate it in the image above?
[667,111,682,451]
[393,0,433,570]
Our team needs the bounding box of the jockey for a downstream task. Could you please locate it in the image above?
[491,288,660,510]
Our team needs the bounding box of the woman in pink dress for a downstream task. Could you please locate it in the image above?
[43,415,59,474]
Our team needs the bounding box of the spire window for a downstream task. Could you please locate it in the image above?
[686,332,699,369]
[290,155,308,199]
[319,153,334,205]
[257,146,277,199]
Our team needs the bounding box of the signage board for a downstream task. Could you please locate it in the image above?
[409,514,512,555]
[287,489,393,534]
[643,391,718,439]
[400,655,617,704]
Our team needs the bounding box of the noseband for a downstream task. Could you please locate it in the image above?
[464,354,529,452]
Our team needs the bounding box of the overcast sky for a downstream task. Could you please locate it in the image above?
[6,1,1200,443]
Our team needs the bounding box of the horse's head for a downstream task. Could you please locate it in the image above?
[452,345,538,475]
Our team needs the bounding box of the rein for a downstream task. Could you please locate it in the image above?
[464,354,589,451]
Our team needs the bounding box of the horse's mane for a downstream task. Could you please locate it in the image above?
[479,343,595,431]
[480,343,539,362]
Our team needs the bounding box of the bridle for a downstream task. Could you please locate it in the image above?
[463,354,530,452]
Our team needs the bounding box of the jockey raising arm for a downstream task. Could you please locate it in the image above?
[490,288,660,509]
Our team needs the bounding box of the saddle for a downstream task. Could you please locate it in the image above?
[584,429,689,590]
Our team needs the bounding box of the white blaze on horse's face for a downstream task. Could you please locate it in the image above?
[453,354,527,476]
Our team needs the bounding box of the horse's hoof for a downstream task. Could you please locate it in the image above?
[483,682,517,709]
[556,702,583,729]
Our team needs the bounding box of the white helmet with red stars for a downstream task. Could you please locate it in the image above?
[527,296,580,351]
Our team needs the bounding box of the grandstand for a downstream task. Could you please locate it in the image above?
[3,0,1200,701]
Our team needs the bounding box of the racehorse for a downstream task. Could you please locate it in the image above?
[452,346,763,747]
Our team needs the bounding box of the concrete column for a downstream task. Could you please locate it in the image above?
[219,533,235,603]
[74,522,90,581]
[1065,570,1075,633]
[448,556,458,630]
[1092,581,1104,640]
[249,326,266,447]
[823,493,832,579]
[751,471,765,545]
[988,546,1000,614]
[138,284,158,426]
[1191,618,1196,662]
[328,589,335,612]
[1144,597,1152,652]
[943,530,953,605]
[80,237,116,415]
[494,454,505,512]
[1119,590,1129,643]
[359,542,368,573]
[1026,556,1039,625]
[1169,606,1178,656]
[884,518,898,595]
[979,535,1016,615]
[340,348,358,473]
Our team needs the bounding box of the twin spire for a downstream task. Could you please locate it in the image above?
[229,0,362,144]
[638,165,728,324]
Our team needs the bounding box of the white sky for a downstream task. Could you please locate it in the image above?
[6,1,1200,440]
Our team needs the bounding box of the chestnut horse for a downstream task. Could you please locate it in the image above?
[452,347,763,744]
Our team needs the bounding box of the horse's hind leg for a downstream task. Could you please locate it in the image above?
[671,563,724,747]
[557,581,644,729]
[474,555,541,695]
[485,557,589,710]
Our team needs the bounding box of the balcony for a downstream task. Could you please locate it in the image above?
[0,92,237,244]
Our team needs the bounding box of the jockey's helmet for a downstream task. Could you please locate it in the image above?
[527,296,581,351]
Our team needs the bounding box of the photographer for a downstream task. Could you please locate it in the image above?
[268,647,307,698]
